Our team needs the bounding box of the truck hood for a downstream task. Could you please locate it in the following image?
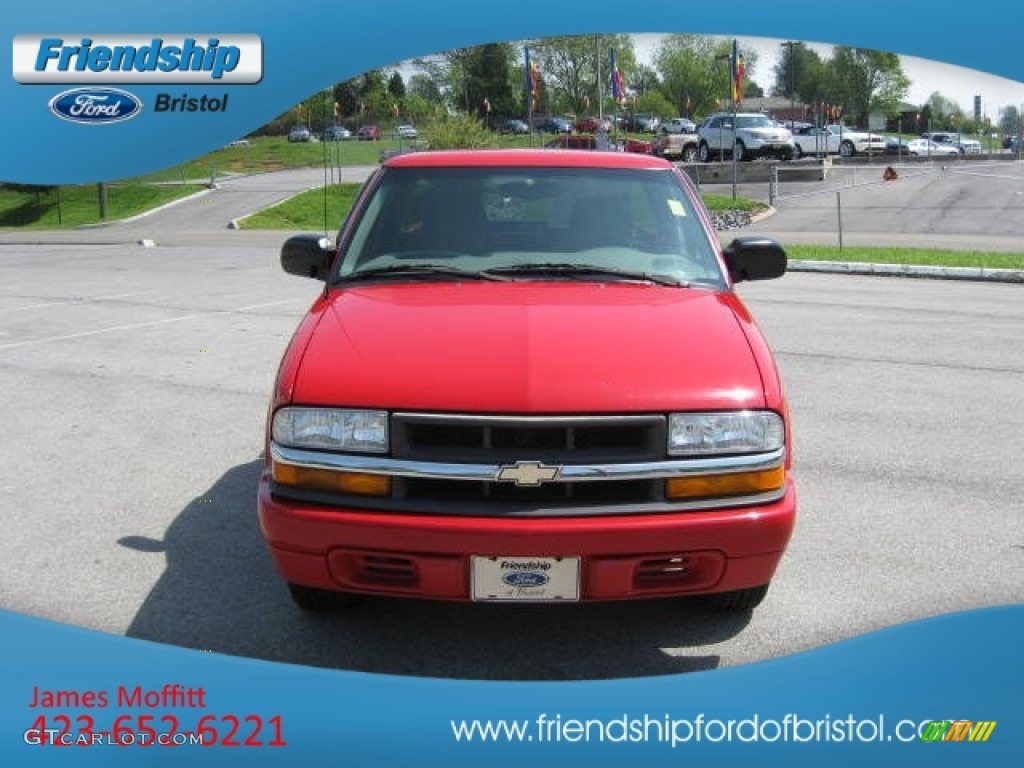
[292,282,766,413]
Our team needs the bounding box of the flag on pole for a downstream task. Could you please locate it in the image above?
[609,48,625,105]
[730,39,745,105]
[524,46,539,112]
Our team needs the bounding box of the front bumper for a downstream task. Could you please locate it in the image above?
[748,141,794,157]
[257,473,796,602]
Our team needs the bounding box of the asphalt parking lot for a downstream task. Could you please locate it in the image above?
[1,165,1022,680]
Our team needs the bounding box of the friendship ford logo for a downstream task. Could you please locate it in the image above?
[49,88,143,125]
[13,35,262,84]
[501,571,550,588]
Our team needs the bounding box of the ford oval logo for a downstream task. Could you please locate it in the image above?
[502,571,549,587]
[49,88,143,125]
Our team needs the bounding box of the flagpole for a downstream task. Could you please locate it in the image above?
[731,39,739,200]
[524,46,533,146]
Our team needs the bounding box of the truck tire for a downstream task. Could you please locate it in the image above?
[793,143,803,159]
[840,140,856,157]
[700,584,770,611]
[698,141,711,162]
[682,144,699,163]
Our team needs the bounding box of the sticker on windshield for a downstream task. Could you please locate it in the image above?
[667,199,687,217]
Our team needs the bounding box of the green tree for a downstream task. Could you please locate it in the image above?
[387,71,406,100]
[464,43,515,120]
[407,73,442,104]
[530,34,637,117]
[772,43,830,108]
[829,47,909,128]
[654,35,758,118]
[633,91,674,119]
[413,43,515,115]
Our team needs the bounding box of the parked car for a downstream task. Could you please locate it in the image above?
[698,113,795,162]
[790,125,884,158]
[907,138,961,157]
[575,115,612,133]
[498,119,529,135]
[623,113,660,133]
[821,124,886,157]
[357,125,382,141]
[790,126,832,158]
[287,125,312,143]
[544,135,602,150]
[322,125,351,141]
[618,138,653,155]
[393,125,418,140]
[921,131,981,154]
[264,149,795,613]
[533,117,572,134]
[884,136,912,155]
[661,117,697,135]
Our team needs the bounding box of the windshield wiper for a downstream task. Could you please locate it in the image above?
[483,263,688,287]
[341,264,508,282]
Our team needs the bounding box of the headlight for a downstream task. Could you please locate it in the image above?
[273,407,389,453]
[668,411,784,456]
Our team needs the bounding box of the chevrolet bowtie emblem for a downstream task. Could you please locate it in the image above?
[495,461,561,486]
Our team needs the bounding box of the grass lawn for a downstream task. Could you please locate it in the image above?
[702,194,768,213]
[0,182,206,229]
[242,183,363,230]
[786,245,1024,270]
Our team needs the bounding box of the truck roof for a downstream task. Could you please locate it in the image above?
[385,149,672,170]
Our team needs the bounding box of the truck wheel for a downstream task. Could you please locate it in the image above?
[700,584,770,611]
[840,140,856,157]
[734,141,747,162]
[793,144,803,159]
[288,583,360,613]
[698,141,710,162]
[682,145,699,163]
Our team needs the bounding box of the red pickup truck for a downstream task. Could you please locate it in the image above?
[259,149,796,613]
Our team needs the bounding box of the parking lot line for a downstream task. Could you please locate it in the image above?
[0,290,156,314]
[0,298,303,351]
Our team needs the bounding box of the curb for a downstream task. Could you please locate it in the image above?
[788,259,1024,284]
[74,185,214,230]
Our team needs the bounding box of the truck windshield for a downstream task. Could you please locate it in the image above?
[336,166,725,288]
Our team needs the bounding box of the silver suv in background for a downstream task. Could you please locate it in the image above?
[698,113,795,162]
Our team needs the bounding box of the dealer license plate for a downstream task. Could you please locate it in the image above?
[471,556,580,602]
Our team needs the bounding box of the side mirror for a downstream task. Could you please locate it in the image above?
[722,237,788,283]
[281,234,334,281]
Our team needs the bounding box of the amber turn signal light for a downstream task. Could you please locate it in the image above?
[272,462,391,497]
[665,466,785,500]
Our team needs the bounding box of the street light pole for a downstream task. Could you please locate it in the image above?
[781,41,798,127]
